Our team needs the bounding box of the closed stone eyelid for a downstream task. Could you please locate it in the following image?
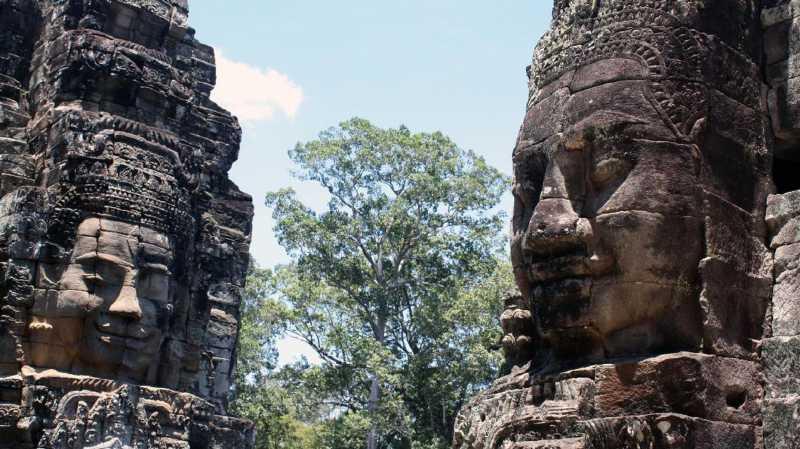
[589,157,631,186]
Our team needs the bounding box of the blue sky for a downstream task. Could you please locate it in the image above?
[189,1,552,364]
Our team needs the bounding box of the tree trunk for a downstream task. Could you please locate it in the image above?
[366,319,386,449]
[367,376,380,449]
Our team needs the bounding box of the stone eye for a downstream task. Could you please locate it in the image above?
[590,157,630,187]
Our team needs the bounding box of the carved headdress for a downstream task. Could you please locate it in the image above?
[47,110,193,236]
[531,0,761,141]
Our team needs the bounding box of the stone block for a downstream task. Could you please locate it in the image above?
[582,415,758,449]
[518,87,568,144]
[775,242,800,275]
[763,336,800,398]
[593,353,762,425]
[768,79,800,143]
[700,257,771,358]
[570,58,646,92]
[764,19,798,64]
[766,53,800,83]
[763,0,800,28]
[768,191,800,234]
[206,308,238,350]
[98,217,139,236]
[771,216,800,248]
[459,413,759,449]
[453,371,593,449]
[773,268,800,336]
[764,397,800,449]
[455,354,763,449]
[704,192,772,277]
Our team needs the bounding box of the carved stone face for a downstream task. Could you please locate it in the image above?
[513,62,706,363]
[29,217,173,382]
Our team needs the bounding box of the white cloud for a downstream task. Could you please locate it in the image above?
[212,51,304,122]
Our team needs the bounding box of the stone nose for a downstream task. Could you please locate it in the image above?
[108,286,142,320]
[523,197,584,256]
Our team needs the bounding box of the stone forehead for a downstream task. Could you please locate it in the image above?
[73,217,174,259]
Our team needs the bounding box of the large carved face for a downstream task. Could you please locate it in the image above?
[29,217,173,382]
[509,0,772,367]
[512,63,708,363]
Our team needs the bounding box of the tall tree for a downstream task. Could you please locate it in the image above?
[266,118,509,449]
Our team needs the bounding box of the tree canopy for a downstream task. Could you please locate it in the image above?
[245,118,511,449]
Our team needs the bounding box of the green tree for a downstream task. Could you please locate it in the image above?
[401,259,514,447]
[266,118,510,449]
[231,263,313,449]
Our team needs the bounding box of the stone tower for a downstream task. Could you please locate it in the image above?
[0,0,254,447]
[455,1,800,448]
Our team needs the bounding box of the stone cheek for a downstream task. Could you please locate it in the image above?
[0,0,254,447]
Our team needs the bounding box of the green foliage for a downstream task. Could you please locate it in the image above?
[264,118,512,449]
[231,263,311,449]
[401,260,513,448]
[233,264,280,387]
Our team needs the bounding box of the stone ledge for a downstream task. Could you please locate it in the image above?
[453,352,763,449]
[763,0,800,28]
[457,413,758,449]
[767,191,800,242]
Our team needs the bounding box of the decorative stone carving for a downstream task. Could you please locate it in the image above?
[0,0,254,447]
[457,1,800,448]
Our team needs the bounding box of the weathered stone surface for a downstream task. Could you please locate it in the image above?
[764,397,800,449]
[0,0,254,447]
[768,192,800,236]
[764,1,800,147]
[772,269,800,336]
[454,354,761,449]
[763,336,800,399]
[457,1,800,448]
[508,0,770,367]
